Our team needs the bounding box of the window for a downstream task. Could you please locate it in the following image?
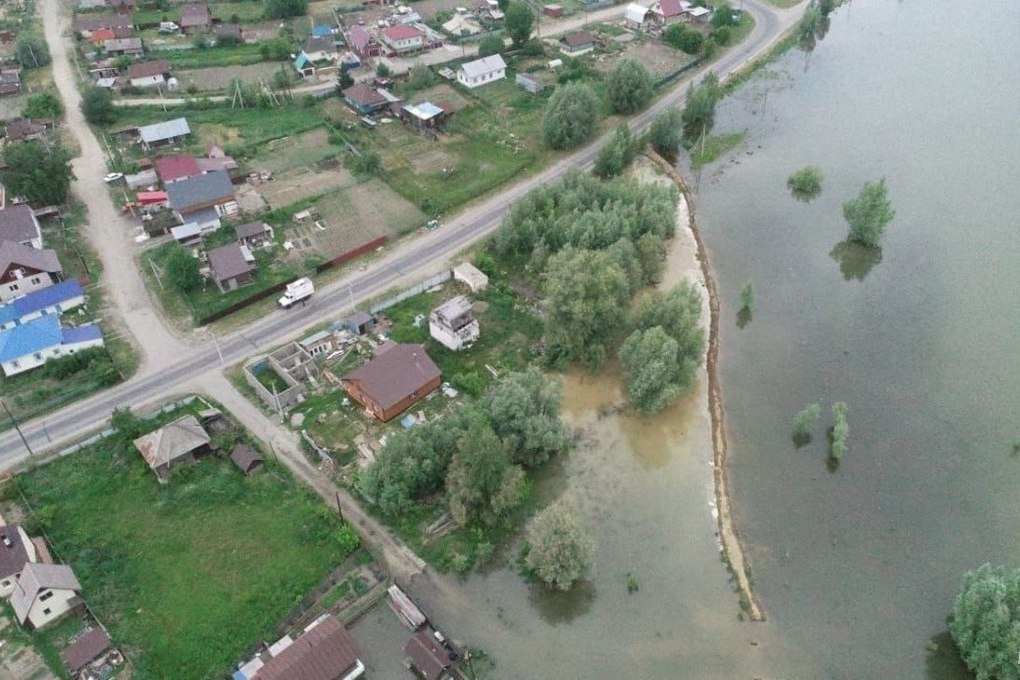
[39,590,54,601]
[33,353,43,360]
[42,607,52,615]
[1,579,9,587]
[31,277,40,284]
[9,284,17,291]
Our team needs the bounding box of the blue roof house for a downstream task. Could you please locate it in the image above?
[311,24,333,38]
[0,280,86,331]
[0,316,104,377]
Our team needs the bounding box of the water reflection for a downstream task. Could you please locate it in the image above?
[924,631,970,680]
[527,579,597,625]
[830,240,883,281]
[736,306,753,329]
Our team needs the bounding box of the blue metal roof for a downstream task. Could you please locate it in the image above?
[294,51,311,69]
[311,25,332,37]
[17,280,83,315]
[0,315,62,363]
[62,324,103,344]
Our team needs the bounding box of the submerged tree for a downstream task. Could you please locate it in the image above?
[648,107,685,161]
[739,280,754,312]
[681,72,720,145]
[620,326,684,414]
[793,403,822,436]
[829,401,849,460]
[950,563,1020,680]
[525,501,594,591]
[843,178,894,247]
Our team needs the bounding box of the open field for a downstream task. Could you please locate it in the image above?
[151,43,280,69]
[602,38,698,78]
[175,62,287,92]
[10,404,357,679]
[256,161,355,207]
[254,128,340,174]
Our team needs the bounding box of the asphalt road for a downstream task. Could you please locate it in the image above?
[1,0,799,468]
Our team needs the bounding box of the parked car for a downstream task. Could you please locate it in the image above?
[104,172,124,183]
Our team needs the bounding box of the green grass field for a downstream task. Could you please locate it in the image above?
[14,413,356,679]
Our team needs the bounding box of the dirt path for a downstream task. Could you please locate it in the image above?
[646,150,766,622]
[41,0,186,373]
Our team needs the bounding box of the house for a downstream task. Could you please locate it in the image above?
[11,563,82,629]
[0,205,43,249]
[686,5,710,23]
[0,280,85,331]
[235,221,272,247]
[441,14,481,36]
[104,37,143,55]
[311,24,334,39]
[0,69,21,97]
[404,631,453,680]
[230,444,264,475]
[132,414,211,481]
[62,628,113,677]
[251,615,364,680]
[456,54,506,89]
[341,343,441,422]
[127,59,170,88]
[77,0,108,9]
[0,240,61,303]
[73,14,132,37]
[155,154,201,184]
[3,118,47,142]
[136,190,169,210]
[651,0,689,23]
[89,27,116,43]
[453,262,488,292]
[165,170,237,230]
[304,34,337,62]
[401,102,445,130]
[348,26,380,59]
[0,524,38,598]
[342,84,390,114]
[207,243,255,292]
[201,141,239,175]
[543,3,563,17]
[429,295,479,351]
[179,3,211,33]
[560,30,596,54]
[624,2,649,27]
[138,117,191,148]
[170,222,203,247]
[0,316,104,377]
[381,24,424,54]
[125,168,159,190]
[293,52,317,77]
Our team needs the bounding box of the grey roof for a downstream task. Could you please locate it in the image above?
[0,240,60,276]
[0,205,41,245]
[104,37,142,51]
[11,562,81,624]
[166,170,233,213]
[125,168,159,189]
[180,2,210,27]
[132,414,210,470]
[432,295,472,322]
[235,221,268,240]
[0,525,33,580]
[138,117,191,144]
[342,343,440,412]
[207,244,254,283]
[459,54,506,80]
[230,444,263,473]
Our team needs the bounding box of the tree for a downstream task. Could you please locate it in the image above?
[15,33,50,69]
[630,282,705,391]
[606,58,653,114]
[376,62,392,77]
[593,124,636,179]
[81,86,117,125]
[710,25,732,46]
[264,0,306,19]
[635,232,667,284]
[799,1,823,42]
[483,369,570,467]
[620,326,686,413]
[504,1,535,46]
[346,150,382,176]
[358,421,458,516]
[830,401,849,460]
[525,501,594,591]
[163,243,203,294]
[649,107,684,160]
[950,563,1020,680]
[681,72,720,144]
[542,82,600,150]
[793,403,821,436]
[110,407,148,440]
[24,92,63,119]
[496,0,509,9]
[478,34,505,57]
[787,165,823,199]
[270,65,293,92]
[663,23,703,55]
[446,418,526,527]
[543,248,631,367]
[843,178,894,247]
[1,140,74,206]
[408,65,437,90]
[336,69,354,92]
[739,280,754,311]
[710,1,736,28]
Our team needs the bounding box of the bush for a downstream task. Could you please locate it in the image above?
[541,82,600,150]
[710,26,732,46]
[81,86,117,125]
[265,0,307,19]
[787,165,823,199]
[607,58,653,114]
[593,124,637,179]
[648,107,684,160]
[24,92,63,119]
[663,24,704,55]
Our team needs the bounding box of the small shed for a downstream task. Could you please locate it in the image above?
[62,628,112,676]
[624,2,649,27]
[543,4,563,17]
[132,414,211,482]
[515,72,544,95]
[453,262,488,292]
[341,311,374,335]
[230,444,264,475]
[298,330,335,357]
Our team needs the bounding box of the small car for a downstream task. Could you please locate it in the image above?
[103,172,124,183]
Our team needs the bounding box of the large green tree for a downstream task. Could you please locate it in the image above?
[525,501,593,591]
[950,563,1020,680]
[663,23,704,54]
[24,92,63,119]
[593,124,636,179]
[649,107,685,160]
[681,72,720,144]
[482,369,569,467]
[163,243,203,294]
[843,178,894,247]
[81,86,117,125]
[478,34,505,57]
[620,326,685,413]
[504,1,535,46]
[542,82,600,150]
[264,0,307,19]
[630,281,705,390]
[446,417,526,527]
[1,140,74,206]
[15,33,50,69]
[606,58,653,114]
[543,248,631,367]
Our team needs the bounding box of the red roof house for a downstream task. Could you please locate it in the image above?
[155,155,202,184]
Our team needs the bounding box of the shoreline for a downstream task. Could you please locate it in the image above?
[645,149,766,622]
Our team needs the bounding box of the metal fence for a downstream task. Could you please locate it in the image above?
[369,269,453,315]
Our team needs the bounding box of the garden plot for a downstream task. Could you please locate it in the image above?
[257,162,358,208]
[598,39,697,78]
[176,62,285,91]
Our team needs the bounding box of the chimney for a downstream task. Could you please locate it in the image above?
[1,533,12,548]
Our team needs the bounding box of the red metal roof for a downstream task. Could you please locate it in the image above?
[155,155,202,183]
[382,24,423,42]
[136,191,168,204]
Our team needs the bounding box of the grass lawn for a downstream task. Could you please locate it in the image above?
[689,130,746,167]
[154,43,278,69]
[209,1,267,22]
[766,0,803,7]
[12,410,356,679]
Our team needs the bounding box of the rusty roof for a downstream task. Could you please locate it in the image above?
[252,616,361,680]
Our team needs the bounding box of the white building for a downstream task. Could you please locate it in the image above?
[0,316,104,377]
[381,24,424,53]
[429,295,479,351]
[457,54,507,88]
[11,563,82,630]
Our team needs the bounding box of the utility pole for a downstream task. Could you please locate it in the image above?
[2,399,35,457]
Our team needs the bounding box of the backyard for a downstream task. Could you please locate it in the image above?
[8,403,358,679]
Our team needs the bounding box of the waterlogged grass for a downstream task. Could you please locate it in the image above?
[690,131,746,167]
[14,421,354,680]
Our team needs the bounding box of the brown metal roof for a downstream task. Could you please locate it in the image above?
[231,444,263,474]
[132,414,210,470]
[404,631,452,680]
[252,616,361,680]
[62,628,112,674]
[127,59,170,80]
[208,244,255,283]
[0,524,32,580]
[342,343,440,412]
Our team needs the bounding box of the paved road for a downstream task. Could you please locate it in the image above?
[5,0,800,467]
[41,0,187,372]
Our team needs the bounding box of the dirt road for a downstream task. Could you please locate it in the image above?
[41,0,186,373]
